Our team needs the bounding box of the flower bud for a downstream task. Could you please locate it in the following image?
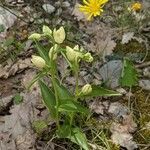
[43,25,52,36]
[28,33,41,40]
[66,46,83,62]
[31,55,46,69]
[83,52,93,62]
[81,84,92,95]
[53,26,65,44]
[49,44,58,60]
[73,45,80,51]
[66,46,77,61]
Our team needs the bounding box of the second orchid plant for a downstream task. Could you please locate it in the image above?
[28,25,121,150]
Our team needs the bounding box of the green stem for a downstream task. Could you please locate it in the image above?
[51,73,60,130]
[50,46,60,130]
[70,64,79,126]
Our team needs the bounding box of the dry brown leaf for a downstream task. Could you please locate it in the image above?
[84,24,116,57]
[121,32,134,44]
[0,58,31,79]
[110,114,137,150]
[72,3,86,21]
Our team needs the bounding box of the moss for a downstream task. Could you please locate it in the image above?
[132,89,150,147]
[115,40,145,54]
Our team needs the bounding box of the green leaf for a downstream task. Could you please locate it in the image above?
[57,124,71,138]
[38,80,56,118]
[119,58,138,87]
[69,128,89,150]
[35,41,50,63]
[13,93,23,105]
[79,85,121,98]
[55,79,73,100]
[58,99,89,114]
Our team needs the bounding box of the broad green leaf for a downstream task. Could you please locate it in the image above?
[58,99,89,114]
[119,58,138,87]
[35,41,50,63]
[57,124,71,138]
[69,128,89,150]
[55,79,73,100]
[38,80,56,118]
[79,85,121,98]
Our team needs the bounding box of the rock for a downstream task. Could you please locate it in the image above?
[99,60,122,88]
[62,1,70,8]
[139,79,150,90]
[108,102,129,118]
[143,67,150,78]
[42,4,55,14]
[0,7,17,40]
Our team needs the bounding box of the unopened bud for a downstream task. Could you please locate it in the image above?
[43,25,52,36]
[53,26,65,44]
[84,52,93,62]
[49,44,58,60]
[81,84,92,95]
[28,33,41,40]
[31,55,46,69]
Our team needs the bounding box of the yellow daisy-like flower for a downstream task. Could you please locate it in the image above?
[131,2,142,11]
[79,0,109,20]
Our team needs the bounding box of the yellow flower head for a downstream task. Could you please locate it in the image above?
[131,2,142,11]
[79,0,108,20]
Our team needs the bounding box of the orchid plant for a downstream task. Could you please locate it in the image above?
[28,25,121,150]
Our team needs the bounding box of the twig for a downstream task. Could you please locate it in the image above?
[135,61,150,68]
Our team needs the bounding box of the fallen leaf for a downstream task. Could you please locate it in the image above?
[72,3,86,21]
[121,32,134,44]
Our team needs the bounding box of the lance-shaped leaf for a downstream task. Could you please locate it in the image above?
[55,79,73,100]
[38,80,56,118]
[79,85,121,98]
[69,128,89,150]
[58,99,89,114]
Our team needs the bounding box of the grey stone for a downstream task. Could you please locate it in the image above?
[42,4,55,14]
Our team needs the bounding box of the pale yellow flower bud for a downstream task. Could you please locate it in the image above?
[66,46,77,61]
[31,55,46,69]
[66,46,83,62]
[84,52,93,62]
[43,25,52,36]
[49,44,58,60]
[73,45,80,51]
[81,84,92,95]
[28,33,41,40]
[53,26,65,44]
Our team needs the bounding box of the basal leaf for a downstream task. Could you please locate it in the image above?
[69,128,89,150]
[57,124,71,138]
[119,58,138,87]
[38,80,56,118]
